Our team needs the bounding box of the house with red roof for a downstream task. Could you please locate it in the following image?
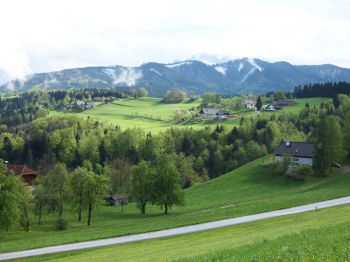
[7,164,38,185]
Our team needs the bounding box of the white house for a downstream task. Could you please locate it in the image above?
[275,141,315,166]
[265,104,276,111]
[243,99,256,109]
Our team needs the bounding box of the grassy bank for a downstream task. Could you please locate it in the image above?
[1,156,350,252]
[13,204,350,261]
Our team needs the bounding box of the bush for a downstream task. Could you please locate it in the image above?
[296,166,314,177]
[270,162,288,176]
[55,217,68,230]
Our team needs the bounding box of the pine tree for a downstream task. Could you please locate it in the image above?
[256,96,262,110]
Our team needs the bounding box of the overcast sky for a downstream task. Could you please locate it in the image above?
[1,0,350,83]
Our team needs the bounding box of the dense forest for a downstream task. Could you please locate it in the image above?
[294,82,350,98]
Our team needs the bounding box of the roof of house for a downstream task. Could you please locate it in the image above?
[7,164,37,177]
[275,100,296,107]
[200,108,220,115]
[109,194,128,200]
[275,141,315,158]
[217,110,229,115]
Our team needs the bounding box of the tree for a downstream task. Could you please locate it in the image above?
[163,90,187,103]
[315,116,344,175]
[136,88,148,98]
[33,177,47,224]
[343,112,350,159]
[46,163,68,217]
[175,154,197,188]
[78,132,100,167]
[83,172,109,226]
[141,132,157,162]
[0,160,22,230]
[18,184,34,232]
[274,91,286,100]
[201,93,221,106]
[130,161,153,214]
[151,155,184,214]
[256,96,262,110]
[105,158,131,194]
[69,167,87,221]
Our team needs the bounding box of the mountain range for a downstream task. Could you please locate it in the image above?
[2,58,350,96]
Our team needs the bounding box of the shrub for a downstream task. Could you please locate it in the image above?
[296,166,314,177]
[55,217,68,231]
[270,162,288,176]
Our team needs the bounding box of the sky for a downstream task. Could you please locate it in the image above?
[1,0,350,83]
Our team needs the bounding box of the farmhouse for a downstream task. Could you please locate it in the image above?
[265,104,276,111]
[275,100,296,107]
[7,164,38,185]
[275,141,315,166]
[200,108,220,118]
[216,110,229,119]
[199,108,229,119]
[107,194,128,206]
[243,99,256,109]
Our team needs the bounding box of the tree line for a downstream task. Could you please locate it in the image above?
[0,89,126,129]
[294,82,350,98]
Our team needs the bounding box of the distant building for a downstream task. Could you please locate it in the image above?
[7,164,38,185]
[243,99,256,109]
[275,100,296,107]
[199,108,229,119]
[275,141,315,166]
[216,110,229,119]
[265,104,276,111]
[107,194,128,206]
[199,108,220,118]
[84,102,95,110]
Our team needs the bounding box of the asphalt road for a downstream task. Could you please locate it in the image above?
[1,196,350,261]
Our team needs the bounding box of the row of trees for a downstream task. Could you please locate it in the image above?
[1,153,186,232]
[294,82,350,98]
[163,90,187,103]
[0,89,127,128]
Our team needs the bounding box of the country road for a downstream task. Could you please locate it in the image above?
[1,196,350,261]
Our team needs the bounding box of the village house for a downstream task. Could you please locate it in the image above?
[265,104,276,111]
[199,108,229,119]
[243,99,256,109]
[275,141,315,166]
[107,194,128,206]
[7,164,38,185]
[199,108,220,118]
[216,110,229,119]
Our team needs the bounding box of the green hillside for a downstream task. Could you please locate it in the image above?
[2,156,350,253]
[52,97,326,133]
[15,204,350,262]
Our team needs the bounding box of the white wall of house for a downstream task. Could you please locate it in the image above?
[275,155,313,166]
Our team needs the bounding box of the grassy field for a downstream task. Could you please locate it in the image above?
[50,97,327,133]
[77,97,241,133]
[263,97,329,115]
[13,204,350,261]
[2,156,350,253]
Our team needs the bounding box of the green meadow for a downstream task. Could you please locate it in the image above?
[2,156,350,253]
[51,97,327,133]
[14,204,350,262]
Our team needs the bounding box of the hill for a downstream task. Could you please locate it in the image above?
[2,58,350,95]
[1,156,350,253]
[53,97,325,133]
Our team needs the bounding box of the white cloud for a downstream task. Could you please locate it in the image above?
[1,0,350,84]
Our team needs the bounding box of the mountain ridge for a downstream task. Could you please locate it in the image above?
[2,58,350,96]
